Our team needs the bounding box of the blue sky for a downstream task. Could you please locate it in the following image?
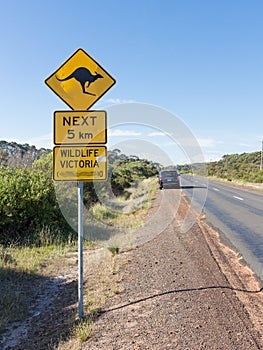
[0,0,263,164]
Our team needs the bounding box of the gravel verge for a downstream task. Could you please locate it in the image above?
[85,190,263,349]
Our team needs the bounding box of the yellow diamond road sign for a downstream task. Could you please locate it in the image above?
[53,145,107,181]
[45,48,116,110]
[54,110,107,145]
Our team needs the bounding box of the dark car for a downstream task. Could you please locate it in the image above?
[158,170,180,189]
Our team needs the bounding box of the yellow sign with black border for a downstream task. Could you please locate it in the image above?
[53,145,107,181]
[54,110,107,145]
[45,48,115,110]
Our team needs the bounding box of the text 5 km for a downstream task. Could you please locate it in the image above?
[66,130,94,140]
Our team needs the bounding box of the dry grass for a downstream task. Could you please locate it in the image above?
[53,179,158,349]
[0,177,158,348]
[53,248,127,350]
[0,244,66,334]
[91,177,158,229]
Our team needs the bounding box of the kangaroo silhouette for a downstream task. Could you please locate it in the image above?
[56,67,103,95]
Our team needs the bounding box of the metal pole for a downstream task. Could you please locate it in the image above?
[78,181,84,319]
[260,141,263,171]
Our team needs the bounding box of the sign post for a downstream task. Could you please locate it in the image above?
[78,181,84,319]
[45,48,115,319]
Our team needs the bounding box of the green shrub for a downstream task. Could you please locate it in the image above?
[0,165,73,246]
[0,149,160,246]
[205,151,263,183]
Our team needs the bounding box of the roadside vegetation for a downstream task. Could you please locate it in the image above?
[0,153,73,246]
[0,141,160,347]
[178,151,263,183]
[2,140,261,347]
[207,151,263,183]
[0,146,159,247]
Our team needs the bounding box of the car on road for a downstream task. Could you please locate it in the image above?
[158,169,181,189]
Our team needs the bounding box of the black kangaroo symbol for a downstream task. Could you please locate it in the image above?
[56,67,103,95]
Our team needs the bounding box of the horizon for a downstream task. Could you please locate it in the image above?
[1,138,261,167]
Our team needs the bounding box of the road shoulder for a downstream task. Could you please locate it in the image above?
[84,192,263,349]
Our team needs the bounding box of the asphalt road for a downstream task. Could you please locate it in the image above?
[181,174,263,282]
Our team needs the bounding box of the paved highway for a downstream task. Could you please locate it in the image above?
[181,174,263,281]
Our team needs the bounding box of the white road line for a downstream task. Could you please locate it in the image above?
[213,187,220,192]
[233,195,244,201]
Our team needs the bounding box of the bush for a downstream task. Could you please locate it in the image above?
[0,149,160,246]
[205,151,263,183]
[0,165,73,246]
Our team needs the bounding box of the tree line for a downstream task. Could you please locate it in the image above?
[177,151,263,183]
[207,151,263,183]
